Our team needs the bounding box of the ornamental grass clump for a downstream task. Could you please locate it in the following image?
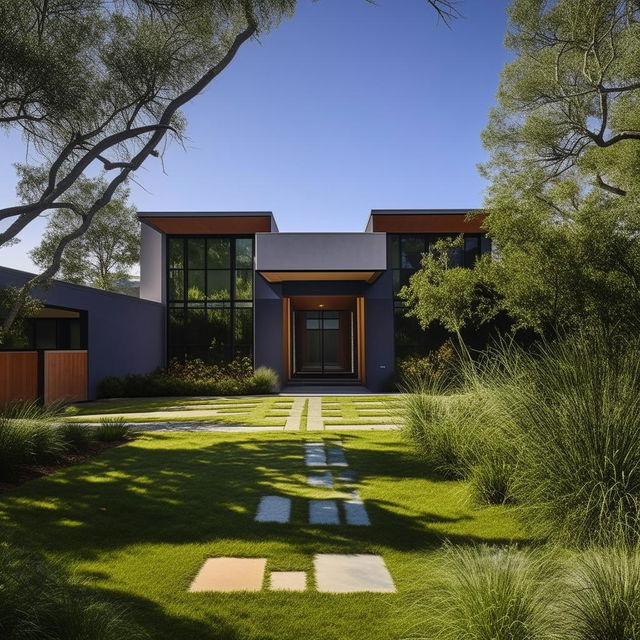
[94,417,131,442]
[505,332,640,546]
[414,544,560,640]
[0,544,147,640]
[563,546,640,640]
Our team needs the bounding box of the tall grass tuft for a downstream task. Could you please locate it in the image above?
[94,417,131,442]
[414,544,560,640]
[563,546,640,640]
[505,332,640,546]
[0,401,66,480]
[59,422,93,452]
[0,544,147,640]
[248,366,279,394]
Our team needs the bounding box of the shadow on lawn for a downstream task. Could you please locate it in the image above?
[0,433,521,561]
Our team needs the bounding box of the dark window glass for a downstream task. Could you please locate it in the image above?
[207,270,230,299]
[68,319,81,349]
[234,307,253,352]
[207,238,230,268]
[401,237,426,269]
[235,238,253,268]
[449,245,464,267]
[169,270,184,300]
[464,237,480,268]
[208,308,231,360]
[235,269,253,299]
[390,235,400,268]
[187,270,205,299]
[481,236,492,255]
[168,238,184,268]
[35,319,57,349]
[187,238,205,268]
[306,319,320,329]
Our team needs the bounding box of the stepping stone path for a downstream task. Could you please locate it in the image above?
[309,499,340,525]
[192,438,394,593]
[189,557,267,592]
[314,554,396,593]
[255,496,291,523]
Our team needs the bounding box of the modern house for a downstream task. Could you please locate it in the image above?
[0,209,489,402]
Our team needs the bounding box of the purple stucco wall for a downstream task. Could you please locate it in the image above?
[0,267,165,399]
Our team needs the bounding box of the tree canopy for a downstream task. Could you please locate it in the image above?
[30,178,140,291]
[403,0,640,338]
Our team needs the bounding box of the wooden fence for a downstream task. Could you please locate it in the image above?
[0,350,88,405]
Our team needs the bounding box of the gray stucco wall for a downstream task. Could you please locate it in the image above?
[256,233,387,271]
[139,223,165,303]
[0,267,165,399]
[254,274,285,388]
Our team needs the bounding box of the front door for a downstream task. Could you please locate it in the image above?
[293,310,355,376]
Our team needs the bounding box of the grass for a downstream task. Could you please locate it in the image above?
[321,396,403,426]
[0,430,525,640]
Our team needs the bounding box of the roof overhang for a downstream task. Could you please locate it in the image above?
[138,211,278,234]
[259,271,380,283]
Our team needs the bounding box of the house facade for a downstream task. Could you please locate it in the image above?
[0,208,489,402]
[138,209,490,392]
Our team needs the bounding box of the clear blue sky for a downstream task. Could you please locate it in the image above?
[0,0,511,272]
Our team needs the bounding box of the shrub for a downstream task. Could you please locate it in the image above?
[506,332,640,546]
[415,544,560,640]
[59,422,93,452]
[94,417,131,442]
[0,544,147,640]
[248,366,279,394]
[97,357,275,398]
[391,340,456,390]
[469,452,516,506]
[0,402,66,480]
[563,546,640,640]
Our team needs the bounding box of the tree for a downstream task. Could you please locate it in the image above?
[30,178,140,290]
[0,0,459,337]
[403,0,640,339]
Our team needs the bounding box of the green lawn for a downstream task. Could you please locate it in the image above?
[0,431,527,640]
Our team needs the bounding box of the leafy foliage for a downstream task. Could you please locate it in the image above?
[30,177,140,290]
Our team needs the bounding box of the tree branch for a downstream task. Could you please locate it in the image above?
[595,173,627,196]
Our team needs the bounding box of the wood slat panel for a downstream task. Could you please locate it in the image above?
[144,216,271,234]
[44,351,88,405]
[357,297,366,385]
[370,213,485,233]
[0,352,38,405]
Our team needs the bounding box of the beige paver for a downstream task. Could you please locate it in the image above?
[306,397,324,430]
[270,571,307,591]
[189,557,266,592]
[284,396,306,431]
[314,554,396,593]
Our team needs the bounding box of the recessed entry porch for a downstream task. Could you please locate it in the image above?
[283,295,366,384]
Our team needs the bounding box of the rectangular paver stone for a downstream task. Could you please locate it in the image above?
[327,443,348,467]
[270,571,307,591]
[344,491,371,526]
[255,496,291,523]
[305,442,327,467]
[314,554,396,593]
[307,472,333,489]
[309,499,340,525]
[189,557,266,592]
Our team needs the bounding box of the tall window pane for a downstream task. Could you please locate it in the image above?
[187,238,205,268]
[235,238,253,268]
[401,237,426,269]
[187,270,205,299]
[235,269,252,299]
[207,270,230,299]
[207,238,230,268]
[168,238,184,268]
[169,270,184,300]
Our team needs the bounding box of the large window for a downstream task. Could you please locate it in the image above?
[391,233,491,358]
[167,236,254,363]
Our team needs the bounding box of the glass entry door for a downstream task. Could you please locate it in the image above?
[293,310,355,376]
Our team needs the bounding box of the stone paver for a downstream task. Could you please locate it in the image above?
[309,499,340,525]
[327,443,348,467]
[307,472,333,489]
[270,571,307,591]
[284,397,306,431]
[306,397,324,430]
[314,554,396,593]
[343,491,371,526]
[304,442,327,467]
[336,470,358,484]
[189,557,266,592]
[255,496,291,523]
